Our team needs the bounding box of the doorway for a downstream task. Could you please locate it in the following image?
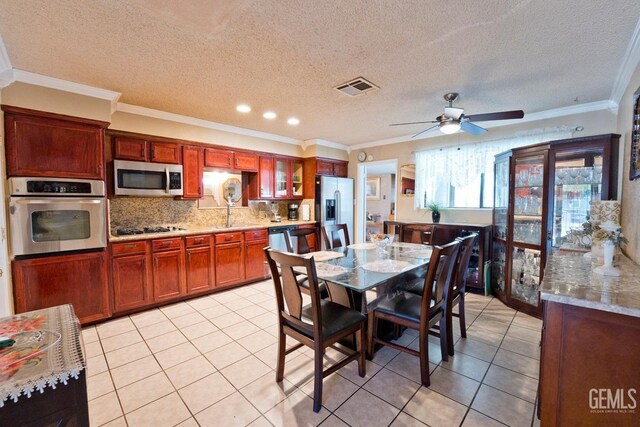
[356,159,398,243]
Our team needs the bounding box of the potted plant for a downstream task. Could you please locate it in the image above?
[427,201,442,223]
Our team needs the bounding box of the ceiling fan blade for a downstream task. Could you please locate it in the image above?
[464,110,524,122]
[390,120,439,126]
[460,121,487,136]
[412,124,440,138]
[444,107,464,120]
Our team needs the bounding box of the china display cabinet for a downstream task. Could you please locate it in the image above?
[491,133,619,317]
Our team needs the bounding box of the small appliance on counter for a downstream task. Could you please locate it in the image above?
[270,202,281,222]
[288,203,299,220]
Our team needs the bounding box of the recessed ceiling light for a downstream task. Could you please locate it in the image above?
[263,111,277,120]
[287,117,300,126]
[236,104,251,113]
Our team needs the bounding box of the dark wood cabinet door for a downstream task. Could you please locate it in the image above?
[114,136,148,161]
[258,156,274,198]
[215,242,245,287]
[333,161,348,177]
[245,238,269,281]
[12,250,110,324]
[112,254,152,312]
[316,160,335,175]
[233,152,259,171]
[182,145,203,198]
[152,250,185,301]
[150,142,181,164]
[186,246,214,294]
[205,148,233,168]
[3,106,107,180]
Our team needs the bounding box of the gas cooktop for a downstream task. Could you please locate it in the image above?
[115,226,186,236]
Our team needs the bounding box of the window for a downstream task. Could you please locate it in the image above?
[414,129,575,209]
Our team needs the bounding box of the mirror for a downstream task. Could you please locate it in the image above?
[222,177,242,203]
[400,164,415,196]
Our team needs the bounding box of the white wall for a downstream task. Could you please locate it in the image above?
[0,90,12,316]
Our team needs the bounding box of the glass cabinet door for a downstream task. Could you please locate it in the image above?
[510,247,541,306]
[274,159,288,198]
[512,155,544,245]
[491,156,510,295]
[291,161,303,197]
[552,150,604,249]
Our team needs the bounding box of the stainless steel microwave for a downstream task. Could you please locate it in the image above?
[114,160,183,197]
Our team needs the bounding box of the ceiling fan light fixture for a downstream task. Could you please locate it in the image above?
[440,121,460,134]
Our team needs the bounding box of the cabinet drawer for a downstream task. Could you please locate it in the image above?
[186,235,211,247]
[244,229,268,241]
[214,232,243,244]
[152,237,183,252]
[112,241,147,256]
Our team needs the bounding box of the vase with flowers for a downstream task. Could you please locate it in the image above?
[592,225,627,276]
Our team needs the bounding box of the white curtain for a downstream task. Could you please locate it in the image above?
[414,127,576,209]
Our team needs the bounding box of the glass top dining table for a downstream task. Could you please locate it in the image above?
[301,242,432,312]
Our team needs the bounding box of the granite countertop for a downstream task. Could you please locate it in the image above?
[540,251,640,318]
[109,220,318,242]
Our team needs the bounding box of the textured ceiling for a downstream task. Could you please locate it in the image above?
[0,0,637,145]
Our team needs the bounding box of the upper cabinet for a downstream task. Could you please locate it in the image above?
[302,157,349,198]
[3,106,108,180]
[114,136,181,164]
[204,148,258,172]
[182,145,204,199]
[273,157,303,199]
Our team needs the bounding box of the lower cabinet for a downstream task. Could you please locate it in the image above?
[244,229,269,282]
[112,253,152,312]
[12,250,110,324]
[186,235,214,294]
[152,245,186,302]
[215,232,245,287]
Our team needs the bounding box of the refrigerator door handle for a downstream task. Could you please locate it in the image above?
[334,190,340,224]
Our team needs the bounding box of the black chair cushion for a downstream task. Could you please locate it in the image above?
[296,300,366,339]
[375,292,435,323]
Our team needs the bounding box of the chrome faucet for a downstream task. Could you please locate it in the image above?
[225,193,235,227]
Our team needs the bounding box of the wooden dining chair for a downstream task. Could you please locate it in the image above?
[284,227,316,254]
[264,248,366,412]
[367,240,460,386]
[321,224,350,249]
[402,224,437,245]
[445,233,479,356]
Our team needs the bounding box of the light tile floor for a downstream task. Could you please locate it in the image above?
[84,280,543,427]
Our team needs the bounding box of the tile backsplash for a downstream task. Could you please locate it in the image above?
[109,197,314,233]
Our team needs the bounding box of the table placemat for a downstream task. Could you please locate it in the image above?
[304,251,345,262]
[361,260,414,273]
[347,243,375,250]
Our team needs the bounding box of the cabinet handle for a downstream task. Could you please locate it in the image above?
[195,238,204,243]
[161,241,170,246]
[188,252,191,260]
[141,147,145,157]
[125,244,135,249]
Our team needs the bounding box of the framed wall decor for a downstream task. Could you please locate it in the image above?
[631,86,640,180]
[366,177,381,200]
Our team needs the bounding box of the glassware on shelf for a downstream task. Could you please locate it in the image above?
[511,247,541,306]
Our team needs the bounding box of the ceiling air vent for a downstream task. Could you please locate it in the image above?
[335,77,379,97]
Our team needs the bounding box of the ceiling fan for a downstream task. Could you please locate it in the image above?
[390,92,524,138]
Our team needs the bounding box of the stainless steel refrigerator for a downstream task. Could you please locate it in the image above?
[315,176,354,248]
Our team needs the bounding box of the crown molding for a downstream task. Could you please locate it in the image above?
[302,138,351,153]
[116,102,301,145]
[351,99,618,151]
[611,16,640,104]
[11,69,122,111]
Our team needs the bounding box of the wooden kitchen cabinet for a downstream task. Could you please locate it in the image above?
[111,241,152,313]
[204,148,258,171]
[3,106,108,180]
[215,232,245,287]
[182,145,204,199]
[150,142,181,164]
[185,235,214,294]
[302,157,349,197]
[244,229,269,281]
[12,250,110,324]
[256,156,274,198]
[152,238,185,301]
[274,157,304,199]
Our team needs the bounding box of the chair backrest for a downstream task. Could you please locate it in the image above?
[402,224,437,245]
[284,228,316,254]
[322,224,351,249]
[420,240,460,318]
[264,247,323,338]
[453,233,479,291]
